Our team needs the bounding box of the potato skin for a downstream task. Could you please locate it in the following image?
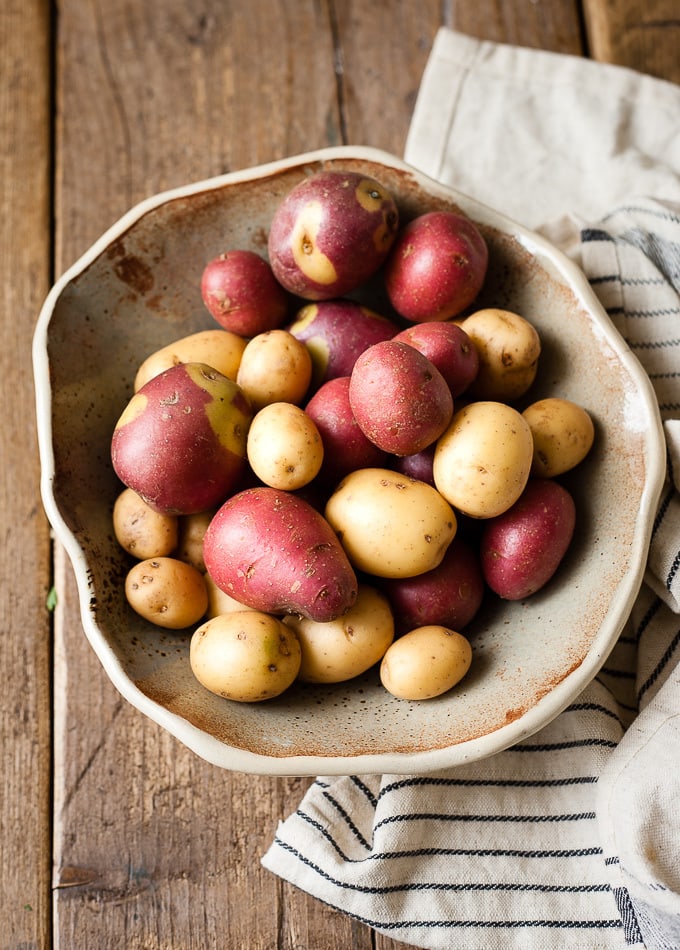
[202,487,358,622]
[324,467,457,578]
[284,584,394,684]
[379,536,484,635]
[462,308,541,401]
[433,401,534,518]
[113,487,178,559]
[349,340,454,456]
[522,397,595,477]
[236,329,312,410]
[247,402,323,490]
[190,611,301,702]
[380,625,472,700]
[479,478,576,600]
[133,329,247,392]
[125,556,208,629]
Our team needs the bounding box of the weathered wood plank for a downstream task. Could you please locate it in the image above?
[583,0,680,84]
[0,1,53,945]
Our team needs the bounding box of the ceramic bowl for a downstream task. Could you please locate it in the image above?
[33,146,665,776]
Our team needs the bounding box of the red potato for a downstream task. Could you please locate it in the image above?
[479,478,576,600]
[391,444,436,486]
[202,486,358,622]
[287,299,399,388]
[267,170,399,300]
[304,376,387,485]
[200,249,289,337]
[384,211,488,322]
[379,536,485,635]
[392,321,479,397]
[111,362,252,515]
[349,340,453,456]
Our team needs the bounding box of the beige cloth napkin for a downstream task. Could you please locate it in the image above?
[263,30,680,949]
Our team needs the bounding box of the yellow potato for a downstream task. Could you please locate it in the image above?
[284,584,394,683]
[522,397,595,477]
[113,487,178,559]
[174,509,215,572]
[134,328,247,391]
[125,557,208,629]
[190,611,301,702]
[462,308,541,400]
[247,402,323,490]
[236,329,312,409]
[433,401,533,518]
[204,573,258,619]
[324,468,457,578]
[380,625,472,700]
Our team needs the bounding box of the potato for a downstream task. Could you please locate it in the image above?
[247,402,323,490]
[204,573,258,619]
[384,211,488,322]
[174,509,215,572]
[324,468,457,578]
[190,611,301,702]
[287,299,398,389]
[284,584,394,683]
[113,487,178,559]
[380,625,472,700]
[236,329,312,410]
[380,536,484,635]
[462,308,541,401]
[393,321,479,397]
[268,170,399,300]
[391,444,435,486]
[125,557,208,629]
[304,376,387,485]
[203,486,358,622]
[349,340,453,456]
[522,397,595,477]
[200,249,289,337]
[479,478,577,600]
[112,362,252,515]
[134,329,247,392]
[433,401,534,518]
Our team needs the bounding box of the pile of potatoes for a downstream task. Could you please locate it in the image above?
[111,168,595,704]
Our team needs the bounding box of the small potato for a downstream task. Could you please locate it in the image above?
[204,573,258,619]
[236,329,312,410]
[247,402,323,490]
[190,611,301,702]
[113,487,178,559]
[462,308,541,401]
[324,468,457,578]
[433,401,534,518]
[134,328,247,391]
[284,584,394,683]
[380,625,472,700]
[175,509,215,572]
[522,397,595,477]
[125,557,208,629]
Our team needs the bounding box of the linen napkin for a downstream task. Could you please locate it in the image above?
[262,30,680,949]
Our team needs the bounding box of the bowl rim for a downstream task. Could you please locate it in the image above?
[33,145,667,775]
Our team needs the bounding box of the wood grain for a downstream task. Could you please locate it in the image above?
[583,0,680,84]
[0,1,53,946]
[5,0,673,947]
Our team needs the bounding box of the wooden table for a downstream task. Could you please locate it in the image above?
[4,1,678,946]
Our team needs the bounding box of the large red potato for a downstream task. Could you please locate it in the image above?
[379,536,485,635]
[200,249,289,337]
[267,170,399,299]
[392,321,479,397]
[304,376,387,485]
[111,362,252,515]
[349,340,453,456]
[479,478,576,600]
[287,299,398,388]
[202,486,358,622]
[384,210,488,322]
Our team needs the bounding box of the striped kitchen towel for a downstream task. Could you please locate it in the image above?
[262,31,680,950]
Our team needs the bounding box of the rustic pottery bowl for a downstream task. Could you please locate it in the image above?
[33,146,665,776]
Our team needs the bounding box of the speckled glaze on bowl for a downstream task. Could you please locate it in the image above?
[33,146,666,776]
